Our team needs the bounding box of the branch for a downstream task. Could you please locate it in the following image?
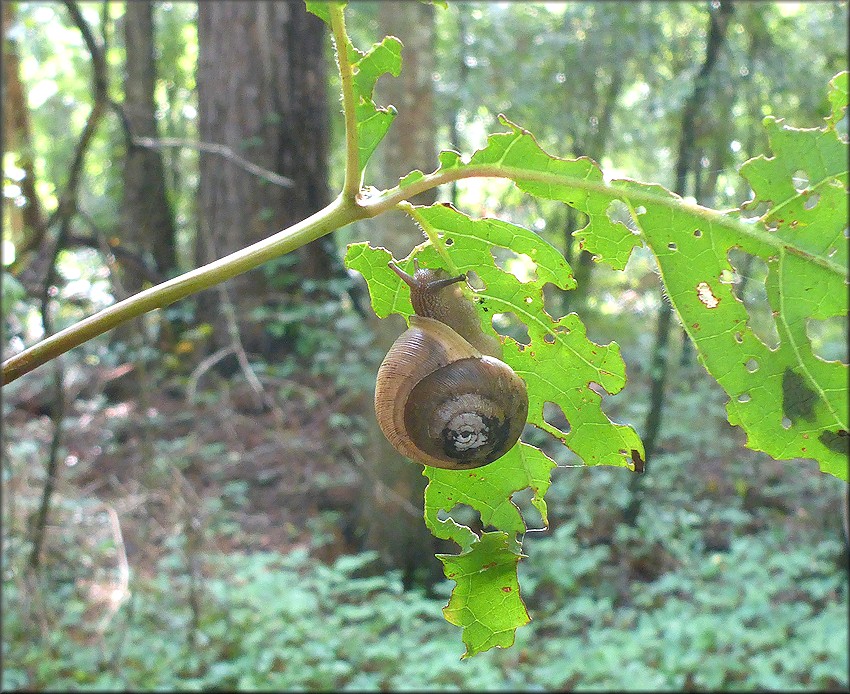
[131,136,295,188]
[2,196,360,384]
[329,4,360,199]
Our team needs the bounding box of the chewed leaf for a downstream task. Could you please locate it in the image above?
[423,443,556,552]
[456,116,644,270]
[438,532,529,658]
[421,94,847,480]
[826,70,848,130]
[306,2,399,173]
[345,202,643,655]
[352,37,402,173]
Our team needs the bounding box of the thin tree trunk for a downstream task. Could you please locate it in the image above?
[111,0,178,374]
[625,0,734,526]
[355,0,446,586]
[30,0,111,567]
[121,0,177,284]
[3,3,48,271]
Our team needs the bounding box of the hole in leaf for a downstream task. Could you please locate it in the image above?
[734,331,744,344]
[606,199,639,234]
[445,237,454,246]
[588,381,605,396]
[745,358,759,373]
[510,487,546,530]
[781,417,792,430]
[803,193,820,210]
[667,242,677,251]
[490,247,538,282]
[542,283,570,321]
[492,312,530,346]
[737,393,751,403]
[693,229,703,238]
[542,401,571,434]
[806,316,849,364]
[465,269,485,291]
[791,169,809,192]
[543,333,555,344]
[740,199,769,221]
[635,205,646,215]
[719,269,737,285]
[727,249,780,350]
[437,503,481,529]
[524,296,533,304]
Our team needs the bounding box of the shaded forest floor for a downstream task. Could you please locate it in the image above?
[5,349,845,586]
[3,348,848,689]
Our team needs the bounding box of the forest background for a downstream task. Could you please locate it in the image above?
[2,0,848,690]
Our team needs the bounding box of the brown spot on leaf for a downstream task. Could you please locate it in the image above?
[696,282,720,308]
[782,368,817,423]
[501,586,513,593]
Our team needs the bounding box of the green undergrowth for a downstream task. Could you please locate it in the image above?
[4,524,845,691]
[4,393,846,691]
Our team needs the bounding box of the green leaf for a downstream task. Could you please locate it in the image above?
[423,443,556,552]
[308,1,400,175]
[304,2,338,24]
[345,202,643,654]
[826,70,848,129]
[351,36,403,174]
[438,531,529,658]
[417,94,847,480]
[427,116,645,270]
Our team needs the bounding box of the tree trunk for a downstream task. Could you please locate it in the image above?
[354,0,446,586]
[195,1,332,358]
[111,0,178,370]
[120,1,177,286]
[3,2,48,271]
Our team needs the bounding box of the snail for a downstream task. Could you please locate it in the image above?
[374,259,528,470]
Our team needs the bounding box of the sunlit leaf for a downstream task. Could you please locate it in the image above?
[345,202,643,654]
[438,531,529,658]
[419,95,848,480]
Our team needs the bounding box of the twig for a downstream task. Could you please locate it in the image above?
[132,136,294,188]
[94,504,130,633]
[186,346,237,403]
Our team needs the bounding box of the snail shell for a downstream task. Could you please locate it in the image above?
[374,260,528,470]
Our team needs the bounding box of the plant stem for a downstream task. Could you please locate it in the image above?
[2,196,362,384]
[329,3,360,200]
[361,163,848,279]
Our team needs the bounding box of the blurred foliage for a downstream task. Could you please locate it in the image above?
[2,0,848,688]
[3,373,847,688]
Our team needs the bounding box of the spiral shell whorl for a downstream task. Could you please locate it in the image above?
[374,261,529,470]
[404,357,528,468]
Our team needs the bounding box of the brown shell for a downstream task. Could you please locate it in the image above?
[374,299,528,470]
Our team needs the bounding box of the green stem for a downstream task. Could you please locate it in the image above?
[362,164,848,280]
[402,202,460,274]
[2,196,362,384]
[329,3,360,200]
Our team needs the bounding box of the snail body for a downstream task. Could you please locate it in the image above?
[375,260,528,470]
